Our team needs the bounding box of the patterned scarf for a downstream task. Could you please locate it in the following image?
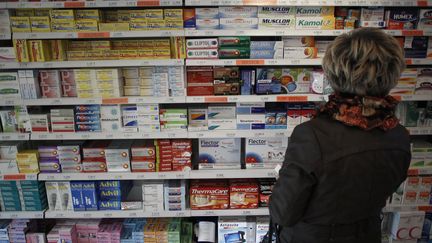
[318,93,400,131]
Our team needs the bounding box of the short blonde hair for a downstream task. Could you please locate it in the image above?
[322,28,405,97]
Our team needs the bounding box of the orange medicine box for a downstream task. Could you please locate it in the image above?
[28,40,51,62]
[13,39,30,62]
[229,179,259,209]
[190,180,229,210]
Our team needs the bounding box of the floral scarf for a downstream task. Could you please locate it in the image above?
[318,93,400,131]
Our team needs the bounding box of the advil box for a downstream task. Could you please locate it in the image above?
[385,8,419,30]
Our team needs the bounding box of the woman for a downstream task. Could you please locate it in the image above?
[269,28,411,243]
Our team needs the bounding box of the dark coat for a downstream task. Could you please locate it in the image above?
[269,115,411,243]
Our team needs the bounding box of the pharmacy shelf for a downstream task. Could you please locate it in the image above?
[190,208,269,217]
[30,131,188,140]
[0,60,183,70]
[13,30,185,40]
[4,94,431,107]
[44,210,190,219]
[406,59,432,65]
[407,127,432,135]
[39,169,278,181]
[188,130,293,139]
[186,94,325,103]
[23,97,187,106]
[0,211,44,219]
[185,0,425,6]
[185,29,430,37]
[189,169,278,179]
[186,59,321,66]
[4,0,182,9]
[0,173,38,181]
[384,205,432,212]
[39,171,190,181]
[0,133,30,141]
[408,167,432,176]
[0,33,11,40]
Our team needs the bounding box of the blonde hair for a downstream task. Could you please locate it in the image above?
[322,28,405,97]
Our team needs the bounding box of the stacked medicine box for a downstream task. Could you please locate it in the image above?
[163,180,186,211]
[142,181,164,212]
[0,181,47,212]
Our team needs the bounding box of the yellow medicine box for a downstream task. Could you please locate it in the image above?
[114,23,130,31]
[49,40,67,61]
[153,49,171,59]
[137,50,153,59]
[119,50,138,59]
[10,17,31,32]
[77,90,95,98]
[28,40,51,62]
[50,9,75,21]
[13,39,30,62]
[74,69,94,81]
[144,9,164,19]
[129,10,147,21]
[75,9,101,20]
[130,20,148,31]
[136,40,155,48]
[90,41,111,50]
[51,21,75,32]
[164,9,183,20]
[68,41,92,50]
[170,36,186,59]
[30,16,51,32]
[75,19,99,32]
[105,50,120,60]
[164,19,183,29]
[153,39,171,48]
[16,150,39,174]
[104,11,119,23]
[86,50,105,60]
[67,51,87,61]
[34,9,51,17]
[99,23,130,31]
[15,9,34,17]
[117,10,131,22]
[147,19,165,29]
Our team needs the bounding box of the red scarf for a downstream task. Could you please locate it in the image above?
[318,93,400,131]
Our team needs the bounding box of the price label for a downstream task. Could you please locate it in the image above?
[226,133,236,137]
[176,173,185,179]
[86,2,97,7]
[108,1,119,6]
[216,173,225,178]
[43,62,54,68]
[55,134,63,139]
[290,59,301,65]
[275,132,286,137]
[63,175,71,180]
[137,174,145,179]
[129,212,138,217]
[37,134,48,139]
[19,63,29,68]
[88,175,96,180]
[4,100,14,105]
[86,61,97,67]
[114,175,123,179]
[176,212,186,217]
[242,210,252,215]
[125,1,137,6]
[83,213,93,217]
[260,96,270,102]
[104,213,113,217]
[158,174,167,179]
[81,134,90,139]
[29,33,39,39]
[46,175,55,180]
[196,133,205,138]
[55,213,65,218]
[151,212,161,217]
[0,63,5,68]
[255,132,265,137]
[267,171,277,177]
[9,214,18,218]
[313,30,323,35]
[111,32,124,38]
[53,2,64,7]
[51,99,62,105]
[105,134,114,139]
[65,33,75,38]
[141,133,151,138]
[275,31,285,36]
[167,133,177,138]
[204,211,215,216]
[204,30,215,36]
[235,30,246,35]
[85,99,98,104]
[228,97,239,102]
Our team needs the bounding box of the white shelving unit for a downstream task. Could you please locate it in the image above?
[3,0,182,8]
[22,96,186,106]
[39,169,277,181]
[0,60,183,70]
[44,209,267,219]
[0,173,37,181]
[0,211,44,219]
[30,131,188,140]
[13,30,185,40]
[186,59,321,66]
[185,0,426,6]
[407,127,432,135]
[0,133,30,141]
